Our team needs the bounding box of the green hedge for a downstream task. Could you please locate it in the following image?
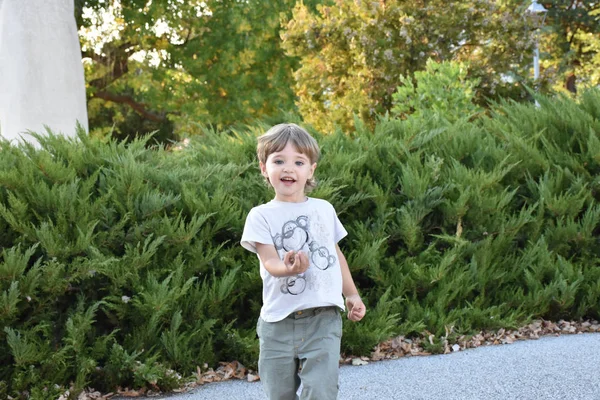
[1,90,600,397]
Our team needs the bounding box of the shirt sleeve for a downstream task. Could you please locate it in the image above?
[241,208,273,253]
[332,204,348,243]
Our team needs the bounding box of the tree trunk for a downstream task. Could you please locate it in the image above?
[0,0,88,146]
[565,73,577,94]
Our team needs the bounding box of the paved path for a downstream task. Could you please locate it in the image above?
[126,333,600,400]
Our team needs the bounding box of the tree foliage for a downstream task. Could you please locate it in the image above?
[75,0,600,138]
[537,0,600,94]
[77,0,319,141]
[281,0,534,132]
[391,59,483,121]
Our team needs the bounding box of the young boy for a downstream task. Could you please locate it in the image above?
[241,123,366,400]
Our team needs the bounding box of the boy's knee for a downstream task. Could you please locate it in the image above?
[298,375,339,400]
[298,346,341,399]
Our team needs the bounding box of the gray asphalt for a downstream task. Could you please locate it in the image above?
[130,333,600,400]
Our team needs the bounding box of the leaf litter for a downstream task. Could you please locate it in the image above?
[358,319,600,363]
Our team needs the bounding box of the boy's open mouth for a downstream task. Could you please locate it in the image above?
[281,177,296,183]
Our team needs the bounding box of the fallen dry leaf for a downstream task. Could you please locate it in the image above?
[58,392,70,400]
[78,390,107,400]
[116,388,144,397]
[371,346,385,361]
[502,336,515,344]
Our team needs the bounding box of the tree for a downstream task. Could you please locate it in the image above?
[281,0,535,132]
[537,1,600,94]
[77,0,314,141]
[391,59,483,122]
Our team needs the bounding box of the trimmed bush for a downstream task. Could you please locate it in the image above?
[1,90,600,397]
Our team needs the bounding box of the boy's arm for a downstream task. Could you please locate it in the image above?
[256,243,310,277]
[336,244,366,321]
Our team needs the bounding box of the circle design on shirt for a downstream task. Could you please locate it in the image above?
[308,241,336,270]
[281,276,306,295]
[274,216,309,252]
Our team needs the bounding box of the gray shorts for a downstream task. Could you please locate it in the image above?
[256,306,342,400]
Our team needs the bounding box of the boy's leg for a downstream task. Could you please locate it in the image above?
[257,317,301,400]
[297,307,342,400]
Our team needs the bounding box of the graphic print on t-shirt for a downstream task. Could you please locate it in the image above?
[272,215,336,295]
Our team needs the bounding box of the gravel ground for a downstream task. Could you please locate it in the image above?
[127,333,600,400]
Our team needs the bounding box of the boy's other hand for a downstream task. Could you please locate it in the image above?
[284,250,309,275]
[345,294,366,322]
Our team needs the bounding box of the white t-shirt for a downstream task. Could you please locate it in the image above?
[241,197,347,322]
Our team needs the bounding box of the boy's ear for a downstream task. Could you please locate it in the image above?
[309,163,317,178]
[259,161,268,177]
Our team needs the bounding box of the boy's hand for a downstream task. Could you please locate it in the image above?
[284,250,309,275]
[345,294,366,322]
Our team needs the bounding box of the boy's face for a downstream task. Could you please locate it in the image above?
[260,142,316,203]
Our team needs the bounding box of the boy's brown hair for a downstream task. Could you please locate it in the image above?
[257,123,320,191]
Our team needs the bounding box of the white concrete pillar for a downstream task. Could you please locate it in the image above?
[0,0,88,146]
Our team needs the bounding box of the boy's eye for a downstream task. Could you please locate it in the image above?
[295,161,305,166]
[274,160,284,165]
